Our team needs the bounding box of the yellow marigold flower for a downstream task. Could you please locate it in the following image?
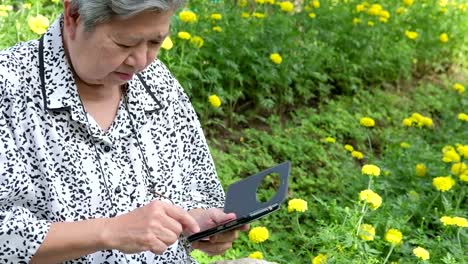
[451,162,467,176]
[248,226,269,243]
[367,21,375,27]
[362,164,381,177]
[270,53,283,64]
[161,36,173,50]
[359,224,375,241]
[396,7,407,14]
[248,251,263,259]
[458,113,468,121]
[212,26,222,32]
[255,0,265,4]
[351,151,364,160]
[457,145,468,158]
[360,117,375,127]
[439,0,448,7]
[460,172,468,182]
[179,10,197,23]
[279,1,294,12]
[359,189,382,210]
[344,144,354,152]
[190,36,204,48]
[405,30,418,40]
[312,253,327,264]
[288,198,308,213]
[265,0,275,4]
[210,13,222,20]
[400,142,411,149]
[453,217,468,228]
[241,12,251,18]
[238,0,248,7]
[177,31,191,40]
[323,136,336,143]
[23,3,32,9]
[442,150,460,163]
[413,247,430,260]
[356,4,366,12]
[379,10,390,20]
[253,12,266,18]
[28,15,50,35]
[385,228,403,245]
[312,0,320,8]
[309,12,317,18]
[439,33,449,43]
[453,83,465,94]
[440,216,455,226]
[432,176,456,192]
[403,0,414,6]
[352,18,361,24]
[367,4,383,16]
[421,117,433,127]
[402,118,413,126]
[208,95,221,108]
[415,163,427,177]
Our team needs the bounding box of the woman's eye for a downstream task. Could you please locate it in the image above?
[116,42,132,48]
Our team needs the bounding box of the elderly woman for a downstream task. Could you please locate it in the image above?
[0,0,245,263]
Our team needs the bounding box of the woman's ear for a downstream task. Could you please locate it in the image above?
[63,0,80,39]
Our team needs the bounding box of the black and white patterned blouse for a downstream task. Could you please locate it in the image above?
[0,16,225,263]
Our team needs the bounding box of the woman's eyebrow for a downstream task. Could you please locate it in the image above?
[115,32,169,42]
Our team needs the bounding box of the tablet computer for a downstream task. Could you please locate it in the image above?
[187,161,291,243]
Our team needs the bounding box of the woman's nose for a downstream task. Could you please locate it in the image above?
[125,44,148,71]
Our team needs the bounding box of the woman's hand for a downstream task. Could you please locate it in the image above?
[103,200,200,254]
[188,208,249,255]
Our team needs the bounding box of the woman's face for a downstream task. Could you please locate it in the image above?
[64,8,172,88]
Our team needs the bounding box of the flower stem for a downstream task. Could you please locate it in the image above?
[457,228,465,264]
[295,214,305,237]
[424,192,440,215]
[366,132,373,152]
[382,244,395,264]
[355,203,368,236]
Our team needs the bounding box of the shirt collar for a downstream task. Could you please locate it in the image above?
[39,16,163,114]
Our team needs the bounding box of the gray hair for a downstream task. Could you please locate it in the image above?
[69,0,186,30]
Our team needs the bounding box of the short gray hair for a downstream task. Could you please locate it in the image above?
[69,0,186,30]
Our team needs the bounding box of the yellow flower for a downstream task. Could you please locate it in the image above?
[453,217,468,228]
[460,172,468,182]
[439,33,449,43]
[400,142,411,149]
[161,36,173,50]
[413,247,430,260]
[458,113,468,121]
[360,117,375,127]
[208,95,221,108]
[309,13,317,18]
[179,10,197,23]
[457,145,468,157]
[440,216,455,226]
[190,36,204,48]
[403,0,414,6]
[402,118,413,126]
[248,226,269,243]
[361,164,381,177]
[270,53,283,64]
[253,12,266,18]
[312,0,320,8]
[439,0,448,7]
[451,162,467,176]
[421,117,433,127]
[351,151,364,160]
[432,176,456,192]
[385,228,403,245]
[255,0,265,3]
[396,7,407,14]
[323,136,336,143]
[241,12,251,18]
[359,189,382,210]
[356,4,366,12]
[265,0,275,4]
[344,144,354,152]
[248,251,263,259]
[453,83,465,94]
[405,30,418,40]
[210,13,222,20]
[288,198,308,213]
[352,18,361,24]
[379,10,390,20]
[238,0,248,7]
[367,4,383,16]
[212,26,222,32]
[415,163,427,177]
[28,15,50,35]
[279,1,294,12]
[312,253,327,264]
[359,224,375,241]
[177,31,191,40]
[23,3,32,9]
[442,149,460,163]
[368,21,375,27]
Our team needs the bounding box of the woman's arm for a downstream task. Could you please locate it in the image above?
[30,200,200,264]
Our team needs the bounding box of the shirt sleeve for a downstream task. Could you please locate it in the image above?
[173,81,226,211]
[0,71,51,263]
